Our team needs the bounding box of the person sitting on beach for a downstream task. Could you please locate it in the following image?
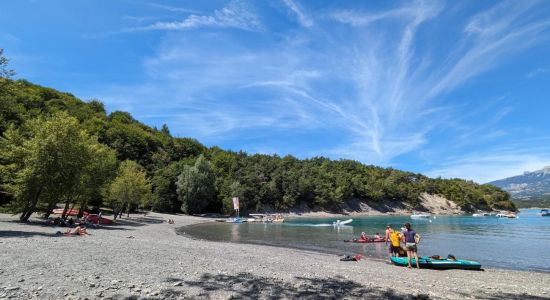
[359,232,368,241]
[64,225,90,236]
[374,233,382,240]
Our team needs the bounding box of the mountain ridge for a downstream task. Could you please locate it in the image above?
[489,166,550,200]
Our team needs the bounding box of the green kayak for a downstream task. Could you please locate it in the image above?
[390,256,482,270]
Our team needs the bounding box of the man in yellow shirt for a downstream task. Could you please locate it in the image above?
[388,229,402,258]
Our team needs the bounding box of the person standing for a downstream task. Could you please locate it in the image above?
[403,222,421,268]
[385,225,392,245]
[97,210,102,227]
[388,229,402,258]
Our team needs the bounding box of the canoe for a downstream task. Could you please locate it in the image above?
[390,256,482,270]
[344,238,386,243]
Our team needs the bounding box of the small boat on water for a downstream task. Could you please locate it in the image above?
[226,217,245,223]
[249,214,285,223]
[344,238,386,243]
[472,213,490,217]
[390,256,482,270]
[496,213,517,219]
[410,213,431,219]
[540,209,550,217]
[333,219,353,226]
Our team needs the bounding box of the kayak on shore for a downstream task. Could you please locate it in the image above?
[390,256,482,270]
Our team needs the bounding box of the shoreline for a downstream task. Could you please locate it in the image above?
[1,212,548,299]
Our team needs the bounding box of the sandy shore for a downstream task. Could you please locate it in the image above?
[1,213,549,300]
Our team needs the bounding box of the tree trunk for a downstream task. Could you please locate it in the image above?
[77,199,87,219]
[61,200,71,219]
[20,186,42,222]
[43,202,56,219]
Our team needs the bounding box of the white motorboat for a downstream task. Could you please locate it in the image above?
[333,219,353,226]
[496,213,517,219]
[410,213,431,219]
[472,213,490,217]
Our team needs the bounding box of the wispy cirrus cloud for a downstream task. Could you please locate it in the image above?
[89,0,550,180]
[282,0,313,27]
[527,67,550,78]
[138,0,262,32]
[147,3,200,14]
[426,145,550,183]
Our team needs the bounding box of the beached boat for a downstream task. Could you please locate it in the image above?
[472,213,490,217]
[410,213,430,219]
[249,214,285,223]
[540,209,550,217]
[390,256,482,270]
[333,219,353,226]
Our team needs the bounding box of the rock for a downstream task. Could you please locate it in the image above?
[89,283,96,288]
[17,279,24,283]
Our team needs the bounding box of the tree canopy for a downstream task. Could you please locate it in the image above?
[0,73,516,218]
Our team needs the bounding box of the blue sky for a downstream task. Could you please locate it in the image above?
[1,0,550,183]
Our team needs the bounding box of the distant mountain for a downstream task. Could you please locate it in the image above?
[489,167,550,199]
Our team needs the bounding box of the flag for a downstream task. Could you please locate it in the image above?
[232,197,239,210]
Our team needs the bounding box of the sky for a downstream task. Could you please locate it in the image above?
[1,0,550,183]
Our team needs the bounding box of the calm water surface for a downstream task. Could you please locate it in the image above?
[178,209,550,272]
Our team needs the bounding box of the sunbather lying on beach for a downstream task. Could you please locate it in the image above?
[64,225,90,236]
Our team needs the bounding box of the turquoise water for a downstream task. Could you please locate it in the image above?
[179,209,550,272]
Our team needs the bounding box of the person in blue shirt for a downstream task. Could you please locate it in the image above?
[403,222,421,268]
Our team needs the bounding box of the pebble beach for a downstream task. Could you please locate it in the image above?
[1,212,549,300]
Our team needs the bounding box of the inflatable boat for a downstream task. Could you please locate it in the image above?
[344,238,386,243]
[390,256,482,270]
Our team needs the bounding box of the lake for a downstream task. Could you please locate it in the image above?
[178,209,550,272]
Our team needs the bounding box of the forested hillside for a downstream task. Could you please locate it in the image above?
[0,64,516,219]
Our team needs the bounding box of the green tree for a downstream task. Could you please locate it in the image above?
[0,112,102,221]
[105,160,153,219]
[176,155,216,214]
[0,48,15,79]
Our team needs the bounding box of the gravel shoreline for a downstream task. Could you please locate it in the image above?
[1,213,549,299]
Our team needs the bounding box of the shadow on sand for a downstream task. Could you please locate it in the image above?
[0,230,60,238]
[120,272,424,300]
[115,272,550,300]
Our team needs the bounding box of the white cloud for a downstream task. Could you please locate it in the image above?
[527,67,550,78]
[426,149,550,183]
[92,1,550,171]
[282,0,313,27]
[147,3,200,14]
[139,0,262,32]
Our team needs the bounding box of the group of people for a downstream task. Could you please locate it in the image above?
[168,219,176,224]
[357,231,383,241]
[385,223,421,268]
